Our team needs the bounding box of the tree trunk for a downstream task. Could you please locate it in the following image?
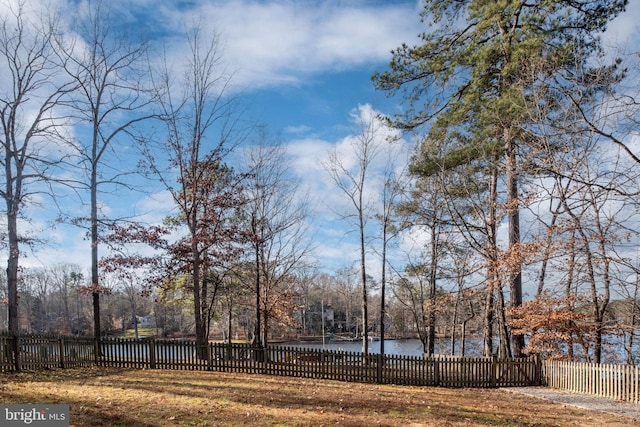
[505,130,524,357]
[483,166,499,357]
[202,274,209,341]
[450,289,461,356]
[379,220,387,360]
[252,216,262,348]
[483,287,494,357]
[7,203,19,334]
[227,298,233,345]
[262,308,269,348]
[566,229,577,361]
[496,287,512,358]
[191,221,207,359]
[359,208,369,356]
[593,205,611,365]
[536,208,560,296]
[426,216,438,356]
[91,130,102,341]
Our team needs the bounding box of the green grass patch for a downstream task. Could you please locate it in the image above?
[114,327,159,339]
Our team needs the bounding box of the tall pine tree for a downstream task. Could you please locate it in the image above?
[374,0,627,356]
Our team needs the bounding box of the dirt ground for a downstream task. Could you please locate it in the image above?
[1,367,638,426]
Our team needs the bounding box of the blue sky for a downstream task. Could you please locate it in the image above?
[3,0,640,292]
[3,0,424,276]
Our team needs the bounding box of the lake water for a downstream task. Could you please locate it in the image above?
[281,338,485,357]
[281,335,640,364]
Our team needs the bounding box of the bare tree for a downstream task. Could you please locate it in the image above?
[47,263,84,334]
[375,144,406,362]
[333,267,359,336]
[324,111,386,355]
[552,141,636,363]
[0,2,75,334]
[396,170,450,356]
[22,268,51,332]
[516,50,640,362]
[53,0,155,340]
[102,267,151,339]
[241,128,313,348]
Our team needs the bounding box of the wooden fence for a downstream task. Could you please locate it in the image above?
[99,338,540,387]
[543,359,640,404]
[0,334,95,371]
[5,335,640,404]
[1,335,539,388]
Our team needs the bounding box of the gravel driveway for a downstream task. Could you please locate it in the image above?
[507,386,640,421]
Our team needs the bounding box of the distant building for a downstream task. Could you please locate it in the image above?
[301,303,335,334]
[323,304,334,326]
[136,315,157,328]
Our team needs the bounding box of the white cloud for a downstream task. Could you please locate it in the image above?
[284,104,408,222]
[285,125,312,135]
[283,103,413,275]
[602,1,640,48]
[132,190,178,225]
[21,223,91,270]
[148,0,421,89]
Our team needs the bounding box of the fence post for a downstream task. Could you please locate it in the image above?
[253,344,264,362]
[93,339,100,366]
[1,336,8,371]
[149,339,156,370]
[12,334,21,372]
[58,337,66,369]
[491,357,498,388]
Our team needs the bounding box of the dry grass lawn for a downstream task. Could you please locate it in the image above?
[0,367,636,426]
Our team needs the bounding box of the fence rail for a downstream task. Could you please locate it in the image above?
[543,359,640,404]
